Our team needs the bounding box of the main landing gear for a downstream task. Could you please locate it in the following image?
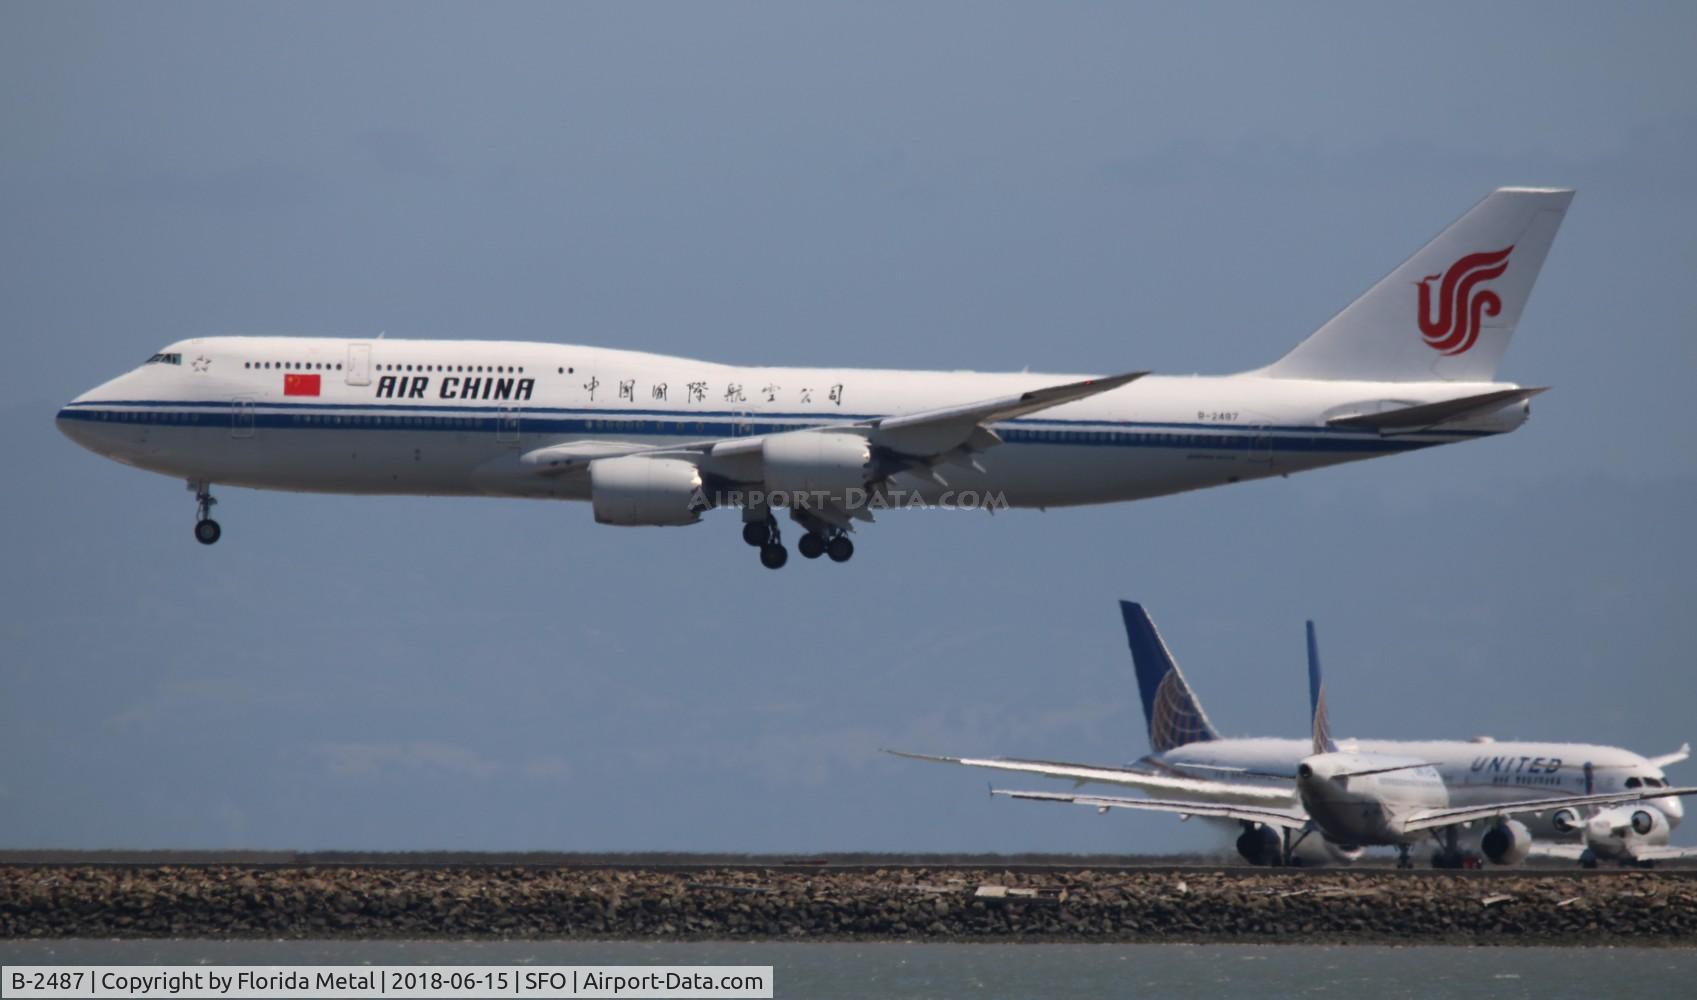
[190,482,221,545]
[797,531,854,563]
[743,513,788,569]
[741,510,855,569]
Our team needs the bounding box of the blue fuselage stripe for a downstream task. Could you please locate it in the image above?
[55,402,1468,454]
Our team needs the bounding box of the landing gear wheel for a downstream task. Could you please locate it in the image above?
[759,543,789,569]
[798,533,825,559]
[826,535,854,563]
[742,521,768,547]
[194,519,222,545]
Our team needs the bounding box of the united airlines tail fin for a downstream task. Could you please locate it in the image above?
[1121,601,1220,753]
[1261,187,1573,383]
[1307,620,1338,755]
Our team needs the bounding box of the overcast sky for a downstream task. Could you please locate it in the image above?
[3,2,1695,854]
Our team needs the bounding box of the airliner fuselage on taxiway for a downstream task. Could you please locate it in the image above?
[58,188,1571,566]
[894,602,1689,867]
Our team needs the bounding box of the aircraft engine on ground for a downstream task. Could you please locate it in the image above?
[589,456,705,526]
[1235,825,1281,866]
[1551,808,1581,835]
[1481,819,1533,865]
[1290,836,1364,867]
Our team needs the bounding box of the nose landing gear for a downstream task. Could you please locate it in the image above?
[190,481,221,545]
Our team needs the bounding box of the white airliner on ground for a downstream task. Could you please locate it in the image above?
[1532,803,1697,869]
[60,188,1569,567]
[893,602,1690,867]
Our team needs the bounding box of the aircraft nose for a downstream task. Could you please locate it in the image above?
[1662,794,1684,824]
[56,390,103,451]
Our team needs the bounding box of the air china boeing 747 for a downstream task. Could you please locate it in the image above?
[58,188,1570,567]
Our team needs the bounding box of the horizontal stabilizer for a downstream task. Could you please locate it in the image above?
[1326,387,1547,433]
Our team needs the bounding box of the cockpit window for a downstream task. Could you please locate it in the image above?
[145,353,182,365]
[1626,777,1643,788]
[1645,777,1663,788]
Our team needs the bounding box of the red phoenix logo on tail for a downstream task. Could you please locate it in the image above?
[1417,246,1513,356]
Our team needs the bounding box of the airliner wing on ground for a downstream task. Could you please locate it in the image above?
[884,750,1293,803]
[993,788,1310,831]
[1398,787,1697,833]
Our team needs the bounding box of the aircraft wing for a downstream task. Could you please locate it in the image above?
[1630,844,1697,861]
[523,371,1148,480]
[863,371,1147,457]
[1527,842,1588,861]
[993,787,1311,831]
[1400,787,1697,834]
[886,749,1295,803]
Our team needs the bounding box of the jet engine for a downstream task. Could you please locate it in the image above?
[1550,808,1581,835]
[762,431,873,502]
[1290,836,1364,867]
[1235,825,1281,866]
[1234,824,1360,867]
[1481,819,1533,866]
[588,456,705,526]
[1630,809,1660,837]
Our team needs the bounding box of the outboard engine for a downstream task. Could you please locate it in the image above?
[1631,809,1659,837]
[1481,819,1533,866]
[1550,808,1581,835]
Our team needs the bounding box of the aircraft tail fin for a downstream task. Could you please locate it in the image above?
[1260,187,1573,383]
[1121,601,1220,754]
[1307,620,1338,755]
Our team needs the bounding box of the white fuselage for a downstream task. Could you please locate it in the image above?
[1144,737,1682,841]
[57,336,1529,512]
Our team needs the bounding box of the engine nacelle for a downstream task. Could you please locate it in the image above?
[1290,836,1364,868]
[589,456,704,526]
[1551,808,1581,835]
[1235,825,1281,866]
[1481,819,1533,866]
[1630,809,1659,837]
[762,431,872,503]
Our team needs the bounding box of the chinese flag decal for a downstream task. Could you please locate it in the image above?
[283,373,322,397]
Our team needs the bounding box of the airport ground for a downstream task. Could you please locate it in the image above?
[3,854,1695,945]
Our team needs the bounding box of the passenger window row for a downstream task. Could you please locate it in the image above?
[376,363,525,374]
[245,361,343,371]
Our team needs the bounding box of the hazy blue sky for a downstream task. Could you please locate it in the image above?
[3,3,1695,854]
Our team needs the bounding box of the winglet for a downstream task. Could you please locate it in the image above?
[1307,620,1338,754]
[1650,743,1692,770]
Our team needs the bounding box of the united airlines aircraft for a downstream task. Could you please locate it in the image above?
[59,188,1569,567]
[893,602,1690,867]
